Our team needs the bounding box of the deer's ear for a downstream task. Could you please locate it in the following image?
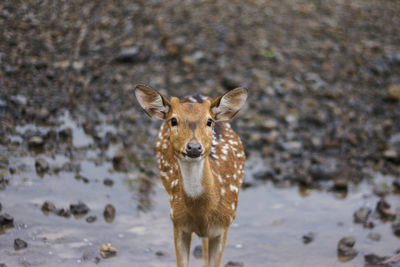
[211,87,248,121]
[134,84,170,120]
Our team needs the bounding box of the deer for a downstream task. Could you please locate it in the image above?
[134,84,248,267]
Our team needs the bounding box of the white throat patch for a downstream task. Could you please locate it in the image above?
[177,158,204,198]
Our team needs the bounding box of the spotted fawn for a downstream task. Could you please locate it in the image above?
[134,84,248,267]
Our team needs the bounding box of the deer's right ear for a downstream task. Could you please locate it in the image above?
[134,84,170,120]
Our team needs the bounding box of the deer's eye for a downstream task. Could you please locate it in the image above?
[170,118,178,126]
[206,118,213,127]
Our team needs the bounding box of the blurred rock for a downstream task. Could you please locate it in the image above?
[386,85,400,101]
[337,236,357,260]
[41,201,57,213]
[115,46,148,64]
[393,222,400,237]
[225,262,244,267]
[103,178,114,186]
[86,215,97,223]
[333,179,348,191]
[100,243,117,258]
[193,245,202,259]
[70,202,90,216]
[35,158,49,174]
[14,238,27,250]
[367,232,381,241]
[376,199,396,220]
[0,213,14,226]
[28,136,44,149]
[364,253,389,266]
[353,207,371,224]
[103,204,116,223]
[302,232,315,244]
[56,208,71,218]
[373,183,391,197]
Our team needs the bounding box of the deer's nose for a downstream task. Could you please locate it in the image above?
[186,142,203,158]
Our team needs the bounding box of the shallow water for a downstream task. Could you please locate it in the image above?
[0,113,398,267]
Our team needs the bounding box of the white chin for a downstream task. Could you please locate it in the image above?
[181,155,203,162]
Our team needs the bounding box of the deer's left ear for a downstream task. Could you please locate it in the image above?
[211,87,248,121]
[134,84,170,120]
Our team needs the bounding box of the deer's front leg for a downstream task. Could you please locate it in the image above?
[173,226,192,267]
[208,228,228,267]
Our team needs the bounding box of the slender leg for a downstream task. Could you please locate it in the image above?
[208,229,228,267]
[202,237,209,267]
[173,226,192,267]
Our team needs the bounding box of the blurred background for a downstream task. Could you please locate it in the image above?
[0,0,399,266]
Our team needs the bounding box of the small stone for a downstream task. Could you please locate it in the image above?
[35,158,49,174]
[364,253,389,265]
[383,149,399,162]
[115,46,148,64]
[14,238,28,250]
[75,174,89,183]
[100,243,117,258]
[103,178,114,186]
[224,261,244,267]
[261,119,278,130]
[112,151,127,171]
[309,164,340,180]
[193,245,202,259]
[367,232,381,241]
[387,84,400,101]
[70,202,90,216]
[302,232,315,244]
[333,179,348,191]
[86,216,97,223]
[41,201,57,213]
[28,136,44,149]
[0,263,7,267]
[393,222,400,236]
[0,213,14,226]
[155,250,165,256]
[103,204,116,223]
[376,199,396,220]
[337,236,358,260]
[56,208,71,218]
[353,208,371,224]
[59,128,73,140]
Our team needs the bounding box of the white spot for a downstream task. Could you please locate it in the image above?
[170,208,174,216]
[217,175,223,183]
[231,203,235,210]
[221,188,225,195]
[162,143,168,150]
[226,174,230,178]
[171,179,179,187]
[230,184,239,193]
[156,141,161,147]
[233,174,237,180]
[228,140,238,145]
[221,155,227,161]
[169,169,173,174]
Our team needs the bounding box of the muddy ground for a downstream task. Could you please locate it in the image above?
[0,0,400,266]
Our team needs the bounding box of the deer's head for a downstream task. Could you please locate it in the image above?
[135,85,247,162]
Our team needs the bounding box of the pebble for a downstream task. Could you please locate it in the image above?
[35,158,49,174]
[56,208,71,218]
[364,253,389,265]
[387,84,400,101]
[99,243,117,258]
[367,232,381,241]
[103,178,114,186]
[14,238,28,250]
[86,215,97,223]
[115,46,148,64]
[353,207,371,224]
[333,179,348,191]
[193,245,202,259]
[373,183,391,197]
[392,222,400,236]
[302,232,315,244]
[41,201,57,213]
[376,199,396,220]
[103,204,116,223]
[70,202,90,215]
[0,213,14,226]
[28,136,44,149]
[224,262,244,267]
[155,250,165,257]
[337,236,358,259]
[59,128,73,140]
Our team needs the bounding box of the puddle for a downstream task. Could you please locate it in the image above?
[0,112,399,267]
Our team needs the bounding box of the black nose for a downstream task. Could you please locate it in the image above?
[186,142,203,158]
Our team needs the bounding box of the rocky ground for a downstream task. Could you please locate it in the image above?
[1,0,400,266]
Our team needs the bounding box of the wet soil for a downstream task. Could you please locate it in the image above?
[1,0,400,266]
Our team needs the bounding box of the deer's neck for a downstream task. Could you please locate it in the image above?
[177,157,217,204]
